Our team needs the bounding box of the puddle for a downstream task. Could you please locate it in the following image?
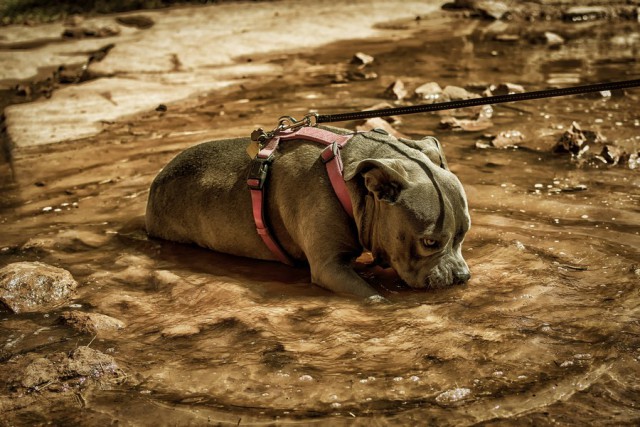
[1,11,639,426]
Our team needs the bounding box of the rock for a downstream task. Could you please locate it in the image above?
[484,82,525,97]
[383,80,408,100]
[543,31,565,47]
[364,102,402,124]
[440,116,493,132]
[476,130,524,148]
[21,357,59,389]
[62,25,121,39]
[553,121,606,157]
[60,311,126,335]
[10,346,124,391]
[436,387,472,404]
[0,262,78,313]
[346,69,378,81]
[356,117,407,139]
[453,0,510,20]
[115,15,155,29]
[494,34,520,42]
[351,52,374,67]
[443,85,479,101]
[414,82,444,102]
[563,6,608,23]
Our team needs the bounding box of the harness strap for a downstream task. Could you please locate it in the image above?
[246,127,354,265]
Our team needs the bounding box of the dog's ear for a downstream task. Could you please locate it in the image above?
[344,159,409,203]
[399,136,449,170]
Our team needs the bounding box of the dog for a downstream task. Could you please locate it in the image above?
[146,126,471,299]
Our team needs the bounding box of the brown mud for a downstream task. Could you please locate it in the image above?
[1,7,640,426]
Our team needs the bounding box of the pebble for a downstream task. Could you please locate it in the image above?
[435,387,471,404]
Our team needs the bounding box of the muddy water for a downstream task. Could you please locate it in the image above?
[2,12,640,426]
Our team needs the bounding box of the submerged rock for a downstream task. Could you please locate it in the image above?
[440,116,493,132]
[553,121,605,156]
[0,262,78,313]
[6,346,124,391]
[60,311,126,335]
[435,387,471,404]
[476,130,524,148]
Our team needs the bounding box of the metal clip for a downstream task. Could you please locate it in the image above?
[246,156,273,190]
[250,113,319,148]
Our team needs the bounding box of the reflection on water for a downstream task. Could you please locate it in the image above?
[1,14,639,425]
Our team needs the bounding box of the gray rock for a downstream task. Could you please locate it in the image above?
[0,262,78,313]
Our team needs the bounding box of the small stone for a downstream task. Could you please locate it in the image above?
[383,80,407,101]
[364,102,402,124]
[494,34,520,42]
[485,82,525,97]
[599,145,626,165]
[0,262,78,313]
[115,15,155,29]
[435,387,471,404]
[490,130,524,148]
[543,31,565,47]
[357,117,407,139]
[346,70,378,81]
[351,52,374,67]
[553,121,605,157]
[442,85,478,101]
[440,116,493,132]
[563,6,608,23]
[155,104,167,112]
[414,82,443,103]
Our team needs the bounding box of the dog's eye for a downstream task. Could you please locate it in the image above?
[421,238,438,249]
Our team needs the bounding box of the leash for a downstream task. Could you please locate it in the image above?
[251,78,640,138]
[246,77,640,265]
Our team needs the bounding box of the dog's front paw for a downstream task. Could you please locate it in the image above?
[365,294,390,304]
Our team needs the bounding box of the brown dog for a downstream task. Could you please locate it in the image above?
[146,126,470,299]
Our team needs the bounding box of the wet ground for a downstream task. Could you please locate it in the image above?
[1,8,640,426]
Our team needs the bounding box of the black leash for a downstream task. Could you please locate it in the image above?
[252,78,640,142]
[315,78,640,124]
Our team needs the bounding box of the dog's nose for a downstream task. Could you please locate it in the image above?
[453,270,471,285]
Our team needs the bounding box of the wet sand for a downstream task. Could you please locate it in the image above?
[1,3,640,426]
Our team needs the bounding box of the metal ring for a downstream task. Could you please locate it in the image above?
[303,112,318,127]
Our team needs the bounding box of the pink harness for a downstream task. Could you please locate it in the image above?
[246,127,353,265]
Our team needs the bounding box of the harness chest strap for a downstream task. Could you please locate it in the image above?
[246,127,354,265]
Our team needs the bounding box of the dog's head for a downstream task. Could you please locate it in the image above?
[345,136,470,289]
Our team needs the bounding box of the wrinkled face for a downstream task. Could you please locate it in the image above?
[380,171,470,289]
[361,158,471,289]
